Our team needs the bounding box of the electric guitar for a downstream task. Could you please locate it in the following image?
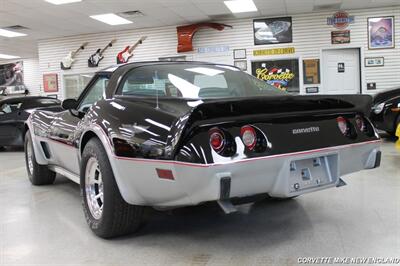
[60,42,89,70]
[88,39,116,68]
[116,36,147,64]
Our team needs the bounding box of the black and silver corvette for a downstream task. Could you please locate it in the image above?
[370,87,400,136]
[24,62,381,238]
[0,96,60,149]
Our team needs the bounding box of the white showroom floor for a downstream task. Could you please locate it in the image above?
[0,138,399,266]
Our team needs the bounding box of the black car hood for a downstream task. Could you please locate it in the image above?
[373,87,400,104]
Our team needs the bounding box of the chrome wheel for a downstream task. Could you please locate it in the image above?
[26,141,34,175]
[85,157,104,220]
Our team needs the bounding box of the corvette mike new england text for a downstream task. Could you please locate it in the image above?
[297,257,400,264]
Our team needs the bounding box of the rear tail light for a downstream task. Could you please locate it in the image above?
[240,125,257,150]
[355,115,366,132]
[209,128,225,153]
[208,127,236,156]
[337,117,349,136]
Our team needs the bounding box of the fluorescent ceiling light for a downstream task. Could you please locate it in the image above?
[90,13,133,25]
[224,0,257,13]
[0,53,21,59]
[0,29,27,38]
[44,0,82,5]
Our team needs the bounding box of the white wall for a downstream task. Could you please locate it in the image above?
[0,58,41,95]
[37,6,400,99]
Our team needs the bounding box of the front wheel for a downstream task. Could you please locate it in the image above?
[24,131,56,185]
[81,138,144,238]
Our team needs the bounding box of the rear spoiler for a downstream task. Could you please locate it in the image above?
[189,94,373,122]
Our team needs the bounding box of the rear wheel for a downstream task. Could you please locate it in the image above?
[24,131,56,185]
[81,138,144,238]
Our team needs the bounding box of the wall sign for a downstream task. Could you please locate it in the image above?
[303,59,320,84]
[331,30,350,44]
[327,11,354,29]
[253,47,295,56]
[253,17,293,45]
[197,45,230,54]
[252,59,299,93]
[306,87,319,93]
[365,57,384,67]
[43,73,58,92]
[367,82,377,90]
[233,49,246,59]
[234,60,247,71]
[338,63,345,73]
[368,16,395,49]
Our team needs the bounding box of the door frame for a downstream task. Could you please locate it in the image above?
[320,46,365,94]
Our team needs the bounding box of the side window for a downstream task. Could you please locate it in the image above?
[78,77,109,112]
[0,102,22,114]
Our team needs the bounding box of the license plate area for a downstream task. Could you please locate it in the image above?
[289,154,338,193]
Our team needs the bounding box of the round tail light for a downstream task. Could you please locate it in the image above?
[209,128,225,153]
[355,115,366,132]
[337,117,349,135]
[240,125,257,150]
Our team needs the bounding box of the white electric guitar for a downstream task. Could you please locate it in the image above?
[60,42,89,70]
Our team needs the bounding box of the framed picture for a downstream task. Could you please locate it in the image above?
[251,58,299,93]
[303,59,320,84]
[233,49,246,59]
[253,17,293,45]
[365,57,384,67]
[43,73,58,93]
[234,60,247,71]
[368,16,395,49]
[331,30,350,44]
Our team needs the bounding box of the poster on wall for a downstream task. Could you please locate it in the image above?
[0,61,26,94]
[252,59,299,93]
[331,30,350,44]
[303,59,320,84]
[253,17,293,45]
[368,16,395,49]
[43,74,59,93]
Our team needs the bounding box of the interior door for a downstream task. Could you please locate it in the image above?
[322,48,360,94]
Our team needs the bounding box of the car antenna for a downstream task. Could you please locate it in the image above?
[154,70,160,110]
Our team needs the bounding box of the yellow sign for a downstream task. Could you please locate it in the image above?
[396,124,400,150]
[253,47,295,56]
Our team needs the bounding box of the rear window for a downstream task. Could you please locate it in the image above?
[119,64,285,99]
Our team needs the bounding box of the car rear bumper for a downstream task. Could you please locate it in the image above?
[110,140,381,207]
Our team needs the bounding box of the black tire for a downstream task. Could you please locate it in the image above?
[81,138,144,238]
[24,131,56,185]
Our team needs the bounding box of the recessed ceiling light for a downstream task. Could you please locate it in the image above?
[0,53,21,59]
[90,13,133,26]
[224,0,258,13]
[0,29,27,38]
[44,0,82,5]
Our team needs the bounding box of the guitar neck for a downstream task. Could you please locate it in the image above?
[128,40,142,53]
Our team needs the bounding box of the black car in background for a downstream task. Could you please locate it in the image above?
[370,87,400,136]
[0,96,61,149]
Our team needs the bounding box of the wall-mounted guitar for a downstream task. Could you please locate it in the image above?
[116,36,147,64]
[88,39,117,68]
[60,42,89,70]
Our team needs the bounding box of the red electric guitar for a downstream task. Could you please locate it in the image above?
[116,36,147,64]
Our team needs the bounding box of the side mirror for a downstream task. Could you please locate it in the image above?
[62,98,78,110]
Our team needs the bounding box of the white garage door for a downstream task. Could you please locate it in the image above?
[322,48,361,94]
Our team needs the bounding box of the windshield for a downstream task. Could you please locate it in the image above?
[119,63,286,99]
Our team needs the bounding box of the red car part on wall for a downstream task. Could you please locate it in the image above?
[176,23,232,53]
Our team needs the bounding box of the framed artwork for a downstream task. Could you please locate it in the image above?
[43,73,58,93]
[234,60,247,71]
[331,30,350,44]
[233,49,246,59]
[365,57,384,67]
[253,17,293,45]
[251,59,299,93]
[368,16,395,49]
[303,59,320,84]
